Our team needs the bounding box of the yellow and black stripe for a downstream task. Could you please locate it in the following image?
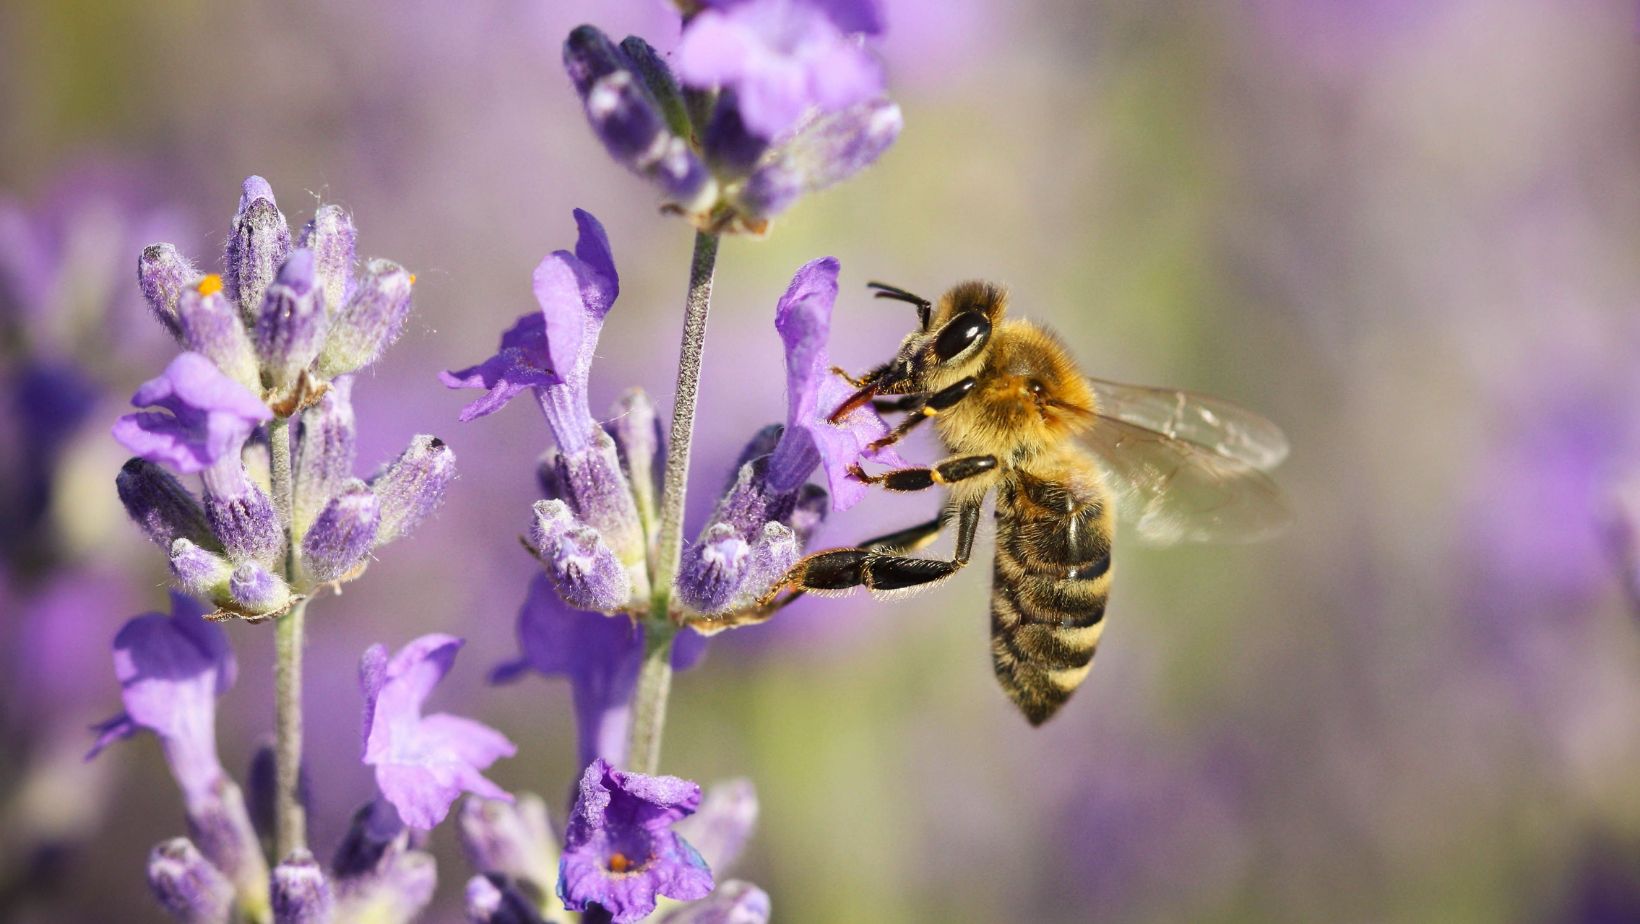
[989,471,1113,725]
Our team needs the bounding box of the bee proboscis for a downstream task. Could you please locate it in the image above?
[755,280,1291,725]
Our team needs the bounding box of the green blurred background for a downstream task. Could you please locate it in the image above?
[3,1,1639,921]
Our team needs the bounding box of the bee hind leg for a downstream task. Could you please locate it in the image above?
[759,503,982,606]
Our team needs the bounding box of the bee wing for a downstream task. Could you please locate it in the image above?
[1086,377,1290,470]
[1079,416,1292,546]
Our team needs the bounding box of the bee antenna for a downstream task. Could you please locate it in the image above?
[867,281,933,330]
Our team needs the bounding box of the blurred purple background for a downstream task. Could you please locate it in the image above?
[3,0,1639,921]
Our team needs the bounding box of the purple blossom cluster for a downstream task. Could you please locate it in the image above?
[564,0,901,233]
[112,177,456,620]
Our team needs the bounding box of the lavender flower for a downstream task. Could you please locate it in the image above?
[675,0,884,141]
[558,759,714,922]
[444,210,647,600]
[562,6,899,232]
[111,351,271,475]
[271,850,335,924]
[253,248,330,393]
[460,793,560,891]
[138,243,201,338]
[368,434,457,548]
[361,634,517,830]
[676,256,901,617]
[329,797,438,919]
[88,593,270,916]
[177,274,261,390]
[116,457,215,551]
[301,478,380,583]
[224,176,293,320]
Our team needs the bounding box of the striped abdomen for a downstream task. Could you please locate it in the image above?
[990,470,1113,725]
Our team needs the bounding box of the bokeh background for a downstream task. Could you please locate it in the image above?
[4,0,1640,921]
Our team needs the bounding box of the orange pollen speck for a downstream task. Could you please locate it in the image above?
[197,274,224,296]
[408,273,417,285]
[608,852,633,873]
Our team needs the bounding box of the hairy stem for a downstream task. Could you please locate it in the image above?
[629,229,718,773]
[651,230,720,613]
[268,416,306,858]
[628,622,676,776]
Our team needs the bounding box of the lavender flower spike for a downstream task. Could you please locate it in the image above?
[148,838,235,924]
[362,635,517,830]
[558,759,713,923]
[224,175,292,320]
[138,242,200,339]
[112,351,272,475]
[675,0,885,141]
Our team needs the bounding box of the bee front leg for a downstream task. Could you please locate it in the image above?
[865,377,978,453]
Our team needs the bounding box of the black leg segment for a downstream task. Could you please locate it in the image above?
[770,501,984,600]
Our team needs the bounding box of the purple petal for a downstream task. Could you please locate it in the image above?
[440,313,557,422]
[114,352,271,474]
[362,635,517,829]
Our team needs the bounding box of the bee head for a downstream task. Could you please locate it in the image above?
[828,280,1008,422]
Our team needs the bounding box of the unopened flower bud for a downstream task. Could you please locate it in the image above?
[554,431,647,573]
[293,375,357,537]
[204,480,283,566]
[606,388,663,531]
[563,25,629,94]
[704,92,771,176]
[254,249,329,390]
[299,204,357,312]
[620,35,691,138]
[677,522,750,614]
[229,562,292,616]
[170,539,234,601]
[316,258,414,378]
[138,243,200,339]
[369,435,455,547]
[148,838,234,924]
[331,800,435,919]
[458,793,558,888]
[531,500,631,612]
[119,458,215,551]
[662,880,771,924]
[301,479,379,583]
[225,176,293,320]
[737,100,903,220]
[465,874,549,924]
[186,777,271,917]
[272,850,333,924]
[177,275,261,391]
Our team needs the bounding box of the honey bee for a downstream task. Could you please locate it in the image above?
[757,280,1290,725]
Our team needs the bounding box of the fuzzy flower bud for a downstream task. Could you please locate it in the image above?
[228,561,292,617]
[619,35,692,138]
[148,838,234,924]
[531,499,631,612]
[254,248,329,390]
[293,375,357,537]
[737,100,903,220]
[369,435,455,547]
[466,874,550,924]
[299,203,357,312]
[203,478,284,567]
[301,479,380,583]
[118,457,215,551]
[138,243,200,339]
[317,258,414,378]
[564,26,715,213]
[170,538,234,601]
[271,850,333,924]
[224,176,293,320]
[177,275,261,391]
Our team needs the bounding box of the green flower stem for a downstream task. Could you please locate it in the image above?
[630,229,720,774]
[268,415,307,858]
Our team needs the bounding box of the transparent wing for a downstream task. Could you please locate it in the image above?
[1081,416,1291,546]
[1087,377,1289,470]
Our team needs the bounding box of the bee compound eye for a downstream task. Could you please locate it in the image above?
[934,312,991,362]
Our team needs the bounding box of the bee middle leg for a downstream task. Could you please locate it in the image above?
[865,376,978,453]
[850,452,997,493]
[769,502,983,599]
